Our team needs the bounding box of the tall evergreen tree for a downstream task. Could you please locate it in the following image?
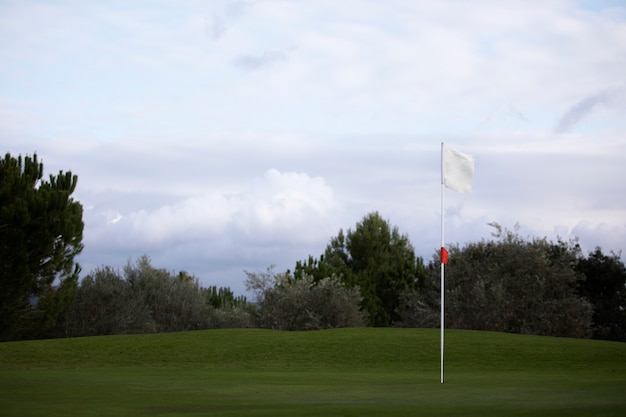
[295,212,423,326]
[0,153,84,340]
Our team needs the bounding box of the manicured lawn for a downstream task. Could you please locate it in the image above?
[1,328,625,416]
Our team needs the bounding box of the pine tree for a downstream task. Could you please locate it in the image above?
[0,153,84,340]
[295,212,423,326]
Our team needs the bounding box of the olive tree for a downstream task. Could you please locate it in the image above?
[245,267,366,330]
[62,266,154,337]
[124,256,211,332]
[63,256,224,336]
[398,224,593,338]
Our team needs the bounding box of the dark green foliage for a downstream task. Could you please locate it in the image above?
[293,254,337,283]
[202,285,252,328]
[399,224,593,338]
[0,153,83,341]
[245,267,366,330]
[204,285,247,309]
[576,247,626,341]
[396,262,441,328]
[295,212,424,326]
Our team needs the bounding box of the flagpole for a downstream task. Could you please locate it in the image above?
[439,143,474,384]
[440,142,445,384]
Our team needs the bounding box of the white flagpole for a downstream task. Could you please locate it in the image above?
[440,143,474,384]
[440,142,445,384]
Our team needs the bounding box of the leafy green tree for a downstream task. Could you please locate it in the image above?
[65,257,248,336]
[62,266,155,337]
[398,224,593,338]
[63,257,253,336]
[0,153,84,340]
[245,267,365,330]
[125,256,210,332]
[576,248,626,341]
[295,212,424,326]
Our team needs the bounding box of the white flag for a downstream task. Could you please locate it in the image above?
[443,145,474,194]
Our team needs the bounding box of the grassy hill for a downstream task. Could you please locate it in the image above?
[1,328,625,416]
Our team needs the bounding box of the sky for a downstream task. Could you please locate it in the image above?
[2,0,626,295]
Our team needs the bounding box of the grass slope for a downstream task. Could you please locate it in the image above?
[1,328,625,416]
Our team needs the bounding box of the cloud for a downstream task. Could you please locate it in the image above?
[571,221,626,256]
[80,168,344,289]
[232,50,290,70]
[2,0,624,135]
[204,1,249,41]
[554,84,626,133]
[88,168,340,244]
[475,103,530,132]
[240,169,339,234]
[79,164,347,293]
[205,14,228,41]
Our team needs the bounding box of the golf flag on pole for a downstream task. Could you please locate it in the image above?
[442,145,475,194]
[440,143,474,384]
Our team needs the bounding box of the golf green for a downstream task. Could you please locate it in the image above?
[1,328,624,416]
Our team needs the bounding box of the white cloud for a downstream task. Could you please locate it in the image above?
[79,167,345,290]
[86,167,340,244]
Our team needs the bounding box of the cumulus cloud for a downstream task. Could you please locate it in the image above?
[237,169,339,236]
[81,168,343,286]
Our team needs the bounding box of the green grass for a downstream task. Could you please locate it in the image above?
[1,328,625,416]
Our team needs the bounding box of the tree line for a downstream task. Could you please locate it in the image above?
[2,152,625,341]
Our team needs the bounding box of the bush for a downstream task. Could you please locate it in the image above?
[245,267,366,330]
[125,257,210,332]
[207,306,254,329]
[62,256,240,336]
[63,266,154,337]
[397,224,593,338]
